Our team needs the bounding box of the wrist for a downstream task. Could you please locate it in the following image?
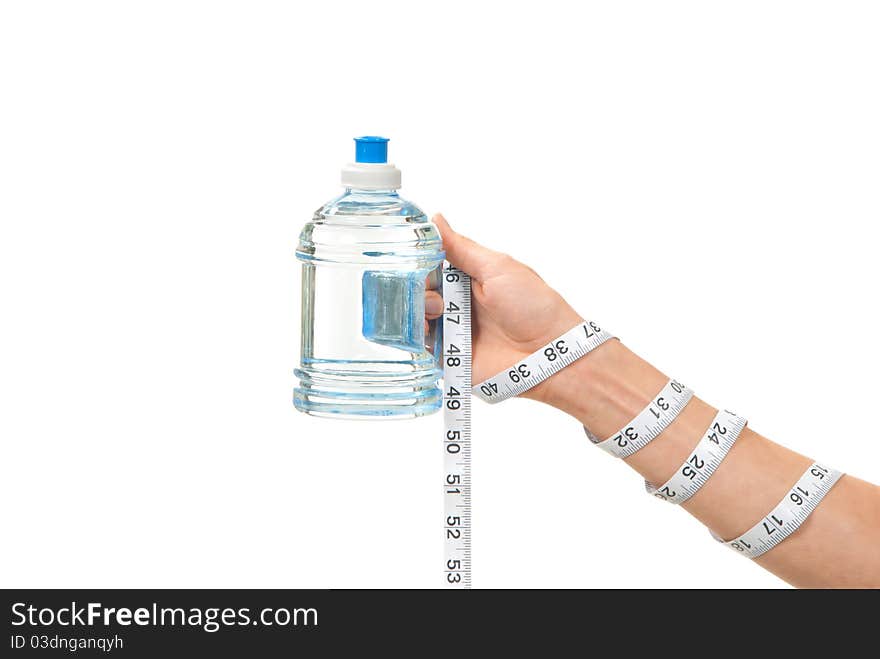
[530,338,667,437]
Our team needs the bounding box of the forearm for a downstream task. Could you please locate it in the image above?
[534,338,880,588]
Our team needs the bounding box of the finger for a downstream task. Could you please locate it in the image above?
[433,213,505,282]
[425,289,443,319]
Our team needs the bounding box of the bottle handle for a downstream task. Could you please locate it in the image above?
[361,270,427,353]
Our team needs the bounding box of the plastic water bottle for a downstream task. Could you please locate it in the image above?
[294,137,444,417]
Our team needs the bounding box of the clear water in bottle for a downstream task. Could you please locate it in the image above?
[294,137,444,418]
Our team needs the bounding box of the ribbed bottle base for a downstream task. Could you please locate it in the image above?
[293,368,442,419]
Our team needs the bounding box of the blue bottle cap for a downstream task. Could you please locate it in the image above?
[354,136,389,164]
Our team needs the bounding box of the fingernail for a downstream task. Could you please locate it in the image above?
[425,294,443,316]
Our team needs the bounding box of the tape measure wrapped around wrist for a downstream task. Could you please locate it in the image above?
[472,321,615,403]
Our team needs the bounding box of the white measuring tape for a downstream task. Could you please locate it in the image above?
[646,409,747,504]
[439,265,843,584]
[441,264,472,588]
[583,377,843,554]
[472,320,614,403]
[714,462,843,558]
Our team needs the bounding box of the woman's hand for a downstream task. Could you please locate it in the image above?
[425,213,582,398]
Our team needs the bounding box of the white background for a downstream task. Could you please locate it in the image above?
[1,1,878,589]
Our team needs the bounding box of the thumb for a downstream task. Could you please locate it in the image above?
[433,213,504,282]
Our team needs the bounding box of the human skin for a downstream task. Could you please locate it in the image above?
[425,213,880,588]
